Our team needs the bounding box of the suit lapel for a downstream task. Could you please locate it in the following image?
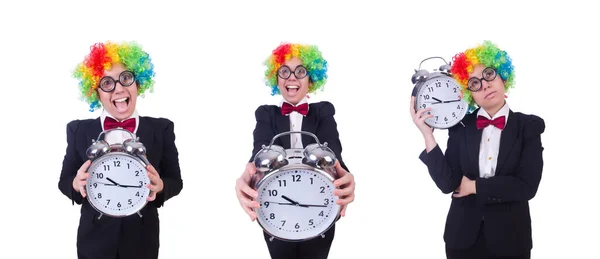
[301,105,317,146]
[136,116,154,157]
[495,110,517,175]
[87,118,103,145]
[275,108,291,149]
[465,112,483,178]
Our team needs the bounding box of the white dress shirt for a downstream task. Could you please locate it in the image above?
[478,102,510,179]
[280,97,309,149]
[100,109,140,145]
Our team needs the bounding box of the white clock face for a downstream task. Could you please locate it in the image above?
[255,167,340,241]
[86,153,150,217]
[415,76,468,128]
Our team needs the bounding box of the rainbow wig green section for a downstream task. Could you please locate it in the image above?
[73,41,155,112]
[450,40,515,111]
[263,43,328,95]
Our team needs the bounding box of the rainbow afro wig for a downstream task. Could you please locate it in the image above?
[263,43,328,95]
[451,40,515,111]
[73,41,155,112]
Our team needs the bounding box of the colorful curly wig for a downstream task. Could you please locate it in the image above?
[73,41,155,112]
[263,43,328,96]
[450,40,515,112]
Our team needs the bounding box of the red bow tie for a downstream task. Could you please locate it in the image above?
[476,115,506,130]
[104,117,136,133]
[281,102,309,116]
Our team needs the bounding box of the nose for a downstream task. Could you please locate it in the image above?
[113,81,126,93]
[481,79,492,90]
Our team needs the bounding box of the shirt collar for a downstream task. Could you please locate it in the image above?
[279,96,309,115]
[100,109,140,133]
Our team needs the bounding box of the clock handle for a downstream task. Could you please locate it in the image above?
[417,56,449,71]
[96,128,137,142]
[266,131,322,148]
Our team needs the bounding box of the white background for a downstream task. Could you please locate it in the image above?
[1,0,598,258]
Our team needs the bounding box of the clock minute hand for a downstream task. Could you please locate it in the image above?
[281,195,309,208]
[296,203,328,208]
[443,99,462,103]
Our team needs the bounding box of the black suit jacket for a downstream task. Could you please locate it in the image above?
[419,109,545,256]
[58,116,183,259]
[248,101,349,173]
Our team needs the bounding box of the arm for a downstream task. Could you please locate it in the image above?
[58,120,85,205]
[248,105,276,162]
[153,119,183,208]
[476,117,545,204]
[418,125,463,194]
[316,102,349,172]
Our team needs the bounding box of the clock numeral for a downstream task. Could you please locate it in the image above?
[98,193,102,199]
[97,173,104,179]
[106,199,110,204]
[103,165,110,171]
[435,116,439,121]
[422,104,427,109]
[444,117,448,122]
[127,163,130,169]
[324,199,329,205]
[292,175,301,182]
[457,105,461,109]
[135,191,140,197]
[263,202,270,208]
[319,211,324,217]
[428,87,433,92]
[435,82,441,88]
[295,223,300,229]
[93,183,98,188]
[423,94,430,100]
[281,220,286,226]
[309,219,314,226]
[454,88,457,93]
[268,190,278,196]
[446,82,449,87]
[278,180,287,187]
[320,186,325,193]
[270,213,275,219]
[135,171,140,177]
[128,199,132,205]
[139,181,143,186]
[117,202,122,208]
[310,178,314,185]
[452,112,456,118]
[113,161,120,167]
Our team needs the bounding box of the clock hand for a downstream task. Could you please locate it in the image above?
[432,97,443,103]
[263,201,295,206]
[296,203,328,208]
[106,177,120,186]
[443,99,462,103]
[118,184,143,188]
[281,195,309,208]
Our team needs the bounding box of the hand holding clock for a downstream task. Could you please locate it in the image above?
[332,160,355,217]
[72,160,92,198]
[236,162,260,221]
[146,164,163,201]
[410,96,438,153]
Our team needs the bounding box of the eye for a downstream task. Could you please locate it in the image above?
[296,67,307,77]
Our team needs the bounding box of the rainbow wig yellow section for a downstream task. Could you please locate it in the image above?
[450,40,515,111]
[264,43,328,95]
[73,41,155,112]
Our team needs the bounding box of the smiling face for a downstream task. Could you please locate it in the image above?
[277,57,311,105]
[97,63,138,120]
[469,64,506,114]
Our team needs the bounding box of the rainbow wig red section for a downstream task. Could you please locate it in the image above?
[264,43,328,95]
[451,40,515,110]
[73,41,155,111]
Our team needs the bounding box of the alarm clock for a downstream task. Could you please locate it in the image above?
[411,56,468,129]
[84,128,151,219]
[251,131,341,242]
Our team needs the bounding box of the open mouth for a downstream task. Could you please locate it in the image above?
[286,85,299,96]
[112,97,130,113]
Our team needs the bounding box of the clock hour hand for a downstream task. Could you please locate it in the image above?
[106,177,120,186]
[281,195,309,208]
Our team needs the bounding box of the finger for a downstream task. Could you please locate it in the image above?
[78,160,91,172]
[415,107,433,120]
[80,185,87,198]
[244,163,257,180]
[334,182,355,197]
[334,173,353,188]
[237,178,258,199]
[236,188,259,209]
[147,191,157,201]
[418,113,435,124]
[334,161,349,177]
[146,165,159,176]
[410,96,416,115]
[336,193,355,206]
[148,172,159,184]
[340,205,348,217]
[79,172,90,181]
